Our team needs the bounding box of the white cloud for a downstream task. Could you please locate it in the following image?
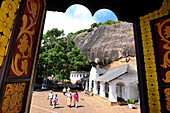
[43,5,95,35]
[74,5,90,16]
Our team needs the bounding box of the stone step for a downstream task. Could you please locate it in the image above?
[93,94,111,106]
[93,94,128,106]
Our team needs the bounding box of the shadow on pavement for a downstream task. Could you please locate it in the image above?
[67,105,85,108]
[55,106,64,108]
[77,105,85,108]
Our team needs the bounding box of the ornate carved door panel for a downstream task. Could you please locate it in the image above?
[0,0,46,112]
[135,0,170,112]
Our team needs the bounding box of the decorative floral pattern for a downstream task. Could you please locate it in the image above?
[1,83,26,113]
[164,88,170,111]
[9,0,42,77]
[25,0,46,111]
[0,0,21,68]
[139,0,170,112]
[0,35,8,57]
[1,0,17,20]
[0,9,12,37]
[18,34,29,55]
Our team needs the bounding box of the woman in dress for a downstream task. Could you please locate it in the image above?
[66,90,72,107]
[74,92,79,108]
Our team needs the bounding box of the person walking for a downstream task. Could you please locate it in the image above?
[52,94,58,109]
[66,90,72,107]
[48,90,54,105]
[67,87,70,91]
[63,87,66,96]
[74,92,79,108]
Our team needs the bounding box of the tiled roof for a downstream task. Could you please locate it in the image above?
[95,64,137,82]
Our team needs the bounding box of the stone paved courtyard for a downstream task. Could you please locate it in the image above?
[30,90,140,113]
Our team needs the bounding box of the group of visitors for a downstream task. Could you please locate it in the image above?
[64,87,79,108]
[48,90,58,109]
[48,86,79,109]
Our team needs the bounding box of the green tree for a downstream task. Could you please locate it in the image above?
[105,20,115,25]
[91,23,98,28]
[37,28,86,80]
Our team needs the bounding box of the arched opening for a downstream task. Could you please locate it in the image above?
[97,81,100,94]
[43,4,118,35]
[40,3,123,89]
[31,3,139,112]
[105,82,109,98]
[92,80,94,88]
[116,82,125,102]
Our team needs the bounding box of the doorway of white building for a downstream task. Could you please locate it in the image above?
[116,82,125,101]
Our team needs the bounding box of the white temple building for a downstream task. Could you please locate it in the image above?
[70,71,90,84]
[86,64,139,102]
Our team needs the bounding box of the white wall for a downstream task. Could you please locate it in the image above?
[70,72,89,81]
[89,67,99,91]
[128,83,139,100]
[110,73,138,101]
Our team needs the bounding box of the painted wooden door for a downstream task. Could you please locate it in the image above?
[135,0,170,112]
[0,0,46,112]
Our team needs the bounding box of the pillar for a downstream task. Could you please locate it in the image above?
[89,79,92,91]
[125,85,129,100]
[108,82,117,102]
[93,81,98,94]
[100,81,105,97]
[85,80,89,90]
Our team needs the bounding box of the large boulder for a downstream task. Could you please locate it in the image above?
[72,22,135,66]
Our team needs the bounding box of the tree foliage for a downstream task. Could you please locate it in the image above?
[37,28,86,80]
[72,20,123,36]
[91,23,98,28]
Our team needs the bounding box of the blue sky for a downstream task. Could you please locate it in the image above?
[43,4,117,35]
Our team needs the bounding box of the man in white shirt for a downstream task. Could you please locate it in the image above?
[48,90,53,105]
[63,87,66,95]
[67,87,70,91]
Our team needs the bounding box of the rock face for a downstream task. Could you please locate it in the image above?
[72,22,136,67]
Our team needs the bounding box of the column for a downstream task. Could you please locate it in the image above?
[70,74,72,80]
[89,79,92,91]
[93,81,98,94]
[85,80,88,90]
[125,84,129,100]
[108,82,117,102]
[100,81,105,97]
[78,74,80,79]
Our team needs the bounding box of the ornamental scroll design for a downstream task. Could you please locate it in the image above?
[10,0,41,76]
[1,83,26,113]
[156,18,170,83]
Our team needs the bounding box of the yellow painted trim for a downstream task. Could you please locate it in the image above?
[25,0,46,112]
[139,0,170,112]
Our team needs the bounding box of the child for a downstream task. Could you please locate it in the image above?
[53,94,58,109]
